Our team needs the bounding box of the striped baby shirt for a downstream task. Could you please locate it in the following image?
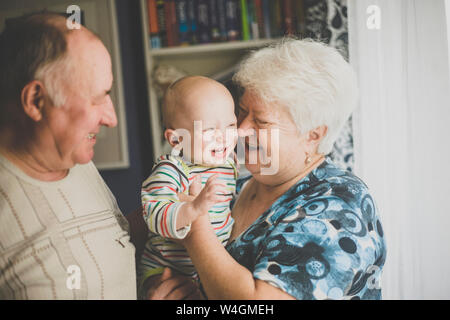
[139,154,237,286]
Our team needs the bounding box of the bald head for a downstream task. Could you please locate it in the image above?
[162,76,233,129]
[0,11,102,128]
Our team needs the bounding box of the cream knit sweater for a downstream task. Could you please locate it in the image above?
[0,155,136,299]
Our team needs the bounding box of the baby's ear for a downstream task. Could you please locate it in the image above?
[164,129,180,147]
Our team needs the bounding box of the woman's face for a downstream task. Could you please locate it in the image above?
[237,90,309,185]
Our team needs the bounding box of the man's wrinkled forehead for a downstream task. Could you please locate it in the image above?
[62,29,112,98]
[65,26,101,51]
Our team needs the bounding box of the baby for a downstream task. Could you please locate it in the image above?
[138,76,238,294]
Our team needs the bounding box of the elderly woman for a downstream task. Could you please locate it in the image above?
[147,39,386,300]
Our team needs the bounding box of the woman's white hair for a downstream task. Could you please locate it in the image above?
[233,38,358,154]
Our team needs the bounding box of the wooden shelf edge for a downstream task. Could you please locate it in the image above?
[149,38,281,57]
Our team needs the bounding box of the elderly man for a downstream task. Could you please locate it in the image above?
[0,12,137,299]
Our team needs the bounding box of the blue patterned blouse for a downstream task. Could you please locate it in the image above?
[226,159,387,300]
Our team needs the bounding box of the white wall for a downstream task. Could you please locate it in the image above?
[349,0,450,299]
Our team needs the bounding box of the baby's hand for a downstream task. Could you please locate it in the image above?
[189,175,203,197]
[192,174,228,215]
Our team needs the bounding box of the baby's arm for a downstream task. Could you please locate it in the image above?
[141,157,191,239]
[142,157,227,239]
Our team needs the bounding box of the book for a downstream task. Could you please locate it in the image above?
[216,0,228,41]
[294,0,306,37]
[225,0,241,41]
[269,0,283,38]
[147,0,161,49]
[253,0,264,39]
[164,0,179,47]
[156,0,167,47]
[187,0,198,44]
[209,0,220,42]
[240,0,250,41]
[283,0,295,35]
[261,0,271,39]
[175,0,190,45]
[247,0,259,40]
[197,0,210,43]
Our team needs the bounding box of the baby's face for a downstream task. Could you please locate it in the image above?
[194,103,237,166]
[171,82,237,166]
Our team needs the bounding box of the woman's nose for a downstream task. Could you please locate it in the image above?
[100,98,118,128]
[237,115,254,137]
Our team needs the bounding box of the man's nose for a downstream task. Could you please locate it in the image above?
[101,98,118,128]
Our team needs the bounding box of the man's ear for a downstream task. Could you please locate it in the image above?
[164,129,180,148]
[306,125,328,150]
[21,80,46,122]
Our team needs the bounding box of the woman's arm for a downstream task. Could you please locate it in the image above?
[183,215,295,300]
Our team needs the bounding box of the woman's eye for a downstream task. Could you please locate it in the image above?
[255,118,269,125]
[238,107,248,116]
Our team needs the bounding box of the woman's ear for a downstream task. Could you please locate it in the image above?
[21,80,46,122]
[306,125,328,149]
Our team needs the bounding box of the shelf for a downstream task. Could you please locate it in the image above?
[139,0,287,160]
[149,38,280,57]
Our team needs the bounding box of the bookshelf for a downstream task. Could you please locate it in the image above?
[139,0,303,160]
[149,38,278,56]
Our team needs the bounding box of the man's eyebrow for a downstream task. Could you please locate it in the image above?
[106,81,113,94]
[94,89,111,101]
[105,78,113,96]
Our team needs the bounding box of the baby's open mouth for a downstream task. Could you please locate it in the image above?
[211,146,227,158]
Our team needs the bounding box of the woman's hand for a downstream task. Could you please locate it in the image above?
[144,268,204,300]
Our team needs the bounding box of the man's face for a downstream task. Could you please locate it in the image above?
[40,30,117,169]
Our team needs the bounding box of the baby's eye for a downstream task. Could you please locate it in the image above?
[202,129,215,140]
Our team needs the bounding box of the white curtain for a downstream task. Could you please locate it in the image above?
[348,0,450,299]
